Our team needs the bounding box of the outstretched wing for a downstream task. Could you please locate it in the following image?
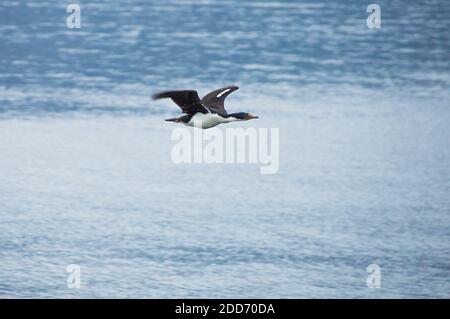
[201,85,239,114]
[152,90,209,114]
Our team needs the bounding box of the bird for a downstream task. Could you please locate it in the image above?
[152,85,258,129]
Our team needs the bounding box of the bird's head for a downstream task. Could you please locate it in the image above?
[230,112,259,121]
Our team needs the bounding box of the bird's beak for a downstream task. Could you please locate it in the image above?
[248,114,259,120]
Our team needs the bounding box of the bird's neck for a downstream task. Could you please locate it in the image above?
[224,113,244,122]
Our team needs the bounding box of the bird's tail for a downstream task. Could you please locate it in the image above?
[165,117,181,123]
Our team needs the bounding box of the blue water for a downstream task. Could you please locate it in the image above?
[0,0,449,298]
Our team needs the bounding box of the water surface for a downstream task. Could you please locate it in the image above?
[0,0,449,298]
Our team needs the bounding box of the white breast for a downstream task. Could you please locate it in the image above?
[185,113,231,129]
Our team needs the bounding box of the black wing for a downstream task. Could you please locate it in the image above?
[152,90,209,114]
[201,85,239,114]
